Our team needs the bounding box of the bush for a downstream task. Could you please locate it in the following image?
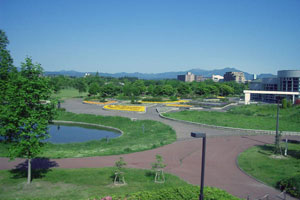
[282,98,287,109]
[142,97,163,102]
[169,96,178,101]
[277,174,300,198]
[101,186,240,200]
[287,100,293,108]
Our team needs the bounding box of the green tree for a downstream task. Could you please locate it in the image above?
[218,84,234,96]
[177,83,191,96]
[74,78,87,94]
[88,82,100,96]
[1,58,56,184]
[0,30,17,107]
[161,84,175,96]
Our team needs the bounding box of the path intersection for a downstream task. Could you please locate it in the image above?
[1,98,298,199]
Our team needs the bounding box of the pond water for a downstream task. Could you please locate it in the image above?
[44,123,121,144]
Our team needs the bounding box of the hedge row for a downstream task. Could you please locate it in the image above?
[99,186,240,200]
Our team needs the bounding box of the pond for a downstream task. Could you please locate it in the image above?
[45,123,121,144]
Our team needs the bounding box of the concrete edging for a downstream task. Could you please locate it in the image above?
[52,120,124,137]
[158,113,300,136]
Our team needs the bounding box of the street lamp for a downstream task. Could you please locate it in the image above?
[191,132,206,200]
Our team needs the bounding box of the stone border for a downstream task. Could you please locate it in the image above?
[158,112,300,136]
[52,120,124,137]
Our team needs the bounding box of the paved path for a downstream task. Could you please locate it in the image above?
[62,99,250,140]
[1,99,298,199]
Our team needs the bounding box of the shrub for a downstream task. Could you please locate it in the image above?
[282,98,287,109]
[277,174,300,198]
[101,186,240,200]
[169,96,178,101]
[287,100,292,108]
[142,97,163,102]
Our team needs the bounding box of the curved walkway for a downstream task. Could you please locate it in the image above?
[62,99,251,140]
[0,98,298,199]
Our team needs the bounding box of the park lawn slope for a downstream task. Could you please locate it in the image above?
[0,111,176,158]
[163,105,300,132]
[0,167,190,200]
[238,143,300,197]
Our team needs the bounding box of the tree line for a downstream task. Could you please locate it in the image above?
[50,74,248,99]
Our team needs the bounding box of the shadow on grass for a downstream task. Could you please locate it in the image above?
[145,171,155,178]
[10,158,58,180]
[241,136,269,145]
[257,145,300,159]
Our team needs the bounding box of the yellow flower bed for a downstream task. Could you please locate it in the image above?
[104,105,146,112]
[141,100,190,104]
[83,100,117,105]
[165,104,193,107]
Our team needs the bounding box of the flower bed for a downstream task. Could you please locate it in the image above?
[141,100,190,104]
[165,104,192,107]
[83,100,117,105]
[104,105,146,112]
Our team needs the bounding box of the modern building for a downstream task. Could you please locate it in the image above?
[212,75,224,82]
[224,72,246,83]
[246,70,300,104]
[278,70,300,92]
[177,72,195,82]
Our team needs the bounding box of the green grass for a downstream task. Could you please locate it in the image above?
[52,88,87,100]
[163,104,300,132]
[238,143,300,188]
[0,111,176,158]
[0,167,191,200]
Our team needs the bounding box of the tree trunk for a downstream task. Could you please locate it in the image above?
[27,158,31,184]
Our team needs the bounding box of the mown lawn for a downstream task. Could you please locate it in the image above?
[0,111,176,158]
[238,143,300,187]
[163,104,300,132]
[0,167,190,200]
[52,88,87,100]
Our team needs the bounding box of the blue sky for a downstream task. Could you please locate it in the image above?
[1,0,299,74]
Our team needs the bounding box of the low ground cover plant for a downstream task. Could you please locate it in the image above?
[100,185,241,200]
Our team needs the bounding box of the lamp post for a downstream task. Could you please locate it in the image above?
[191,132,206,200]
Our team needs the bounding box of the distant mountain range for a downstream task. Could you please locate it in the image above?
[44,68,276,80]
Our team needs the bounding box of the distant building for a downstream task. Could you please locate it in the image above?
[84,73,91,77]
[247,70,300,103]
[212,75,224,82]
[252,74,257,80]
[177,72,195,82]
[224,72,246,83]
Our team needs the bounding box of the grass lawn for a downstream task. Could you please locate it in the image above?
[163,104,300,132]
[0,167,190,200]
[0,111,176,158]
[52,88,87,100]
[238,143,300,188]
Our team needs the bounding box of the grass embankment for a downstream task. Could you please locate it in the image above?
[0,167,190,200]
[163,104,300,132]
[52,88,87,100]
[238,143,300,197]
[0,111,176,158]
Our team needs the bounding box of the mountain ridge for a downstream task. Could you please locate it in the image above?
[44,68,276,80]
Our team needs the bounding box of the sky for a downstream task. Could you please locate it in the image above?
[0,0,299,74]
